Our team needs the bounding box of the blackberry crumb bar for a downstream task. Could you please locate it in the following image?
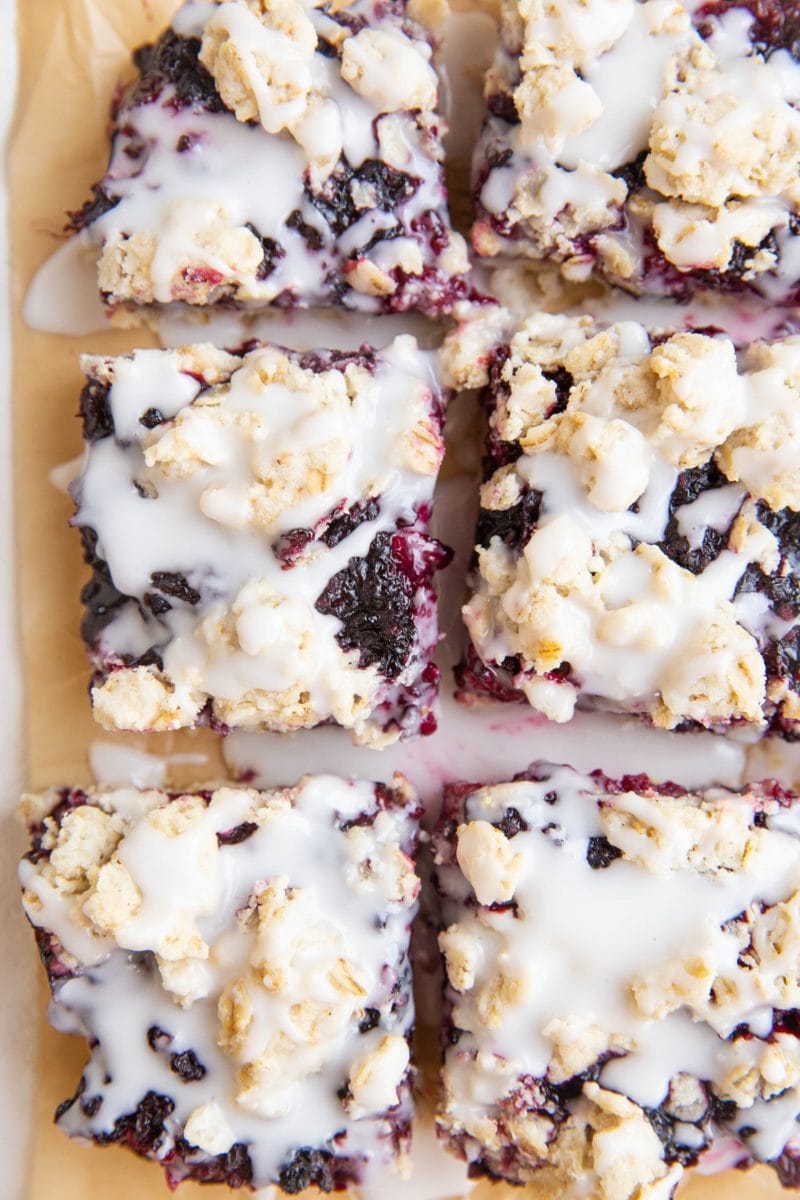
[444,309,800,736]
[473,0,800,301]
[73,336,450,744]
[70,0,471,317]
[434,763,800,1195]
[21,775,421,1191]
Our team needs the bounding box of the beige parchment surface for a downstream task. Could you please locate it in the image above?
[8,1,790,1197]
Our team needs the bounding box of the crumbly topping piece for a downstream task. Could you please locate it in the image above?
[343,812,420,904]
[439,306,517,391]
[439,924,482,993]
[597,787,767,876]
[92,667,206,734]
[184,1100,237,1156]
[340,27,438,112]
[456,820,524,906]
[450,310,800,731]
[21,776,420,1188]
[517,0,639,67]
[226,876,376,1117]
[74,337,446,745]
[435,766,800,1192]
[646,39,800,208]
[544,1017,633,1085]
[347,1033,411,1118]
[199,0,318,134]
[717,337,800,511]
[649,333,744,469]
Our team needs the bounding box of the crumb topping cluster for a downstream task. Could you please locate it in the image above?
[435,766,800,1197]
[446,310,800,732]
[198,0,439,164]
[74,337,446,744]
[21,777,420,1187]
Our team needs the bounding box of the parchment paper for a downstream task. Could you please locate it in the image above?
[8,1,789,1197]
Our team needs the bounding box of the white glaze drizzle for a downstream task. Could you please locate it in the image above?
[88,741,208,789]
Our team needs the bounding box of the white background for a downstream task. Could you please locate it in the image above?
[1,1,33,1196]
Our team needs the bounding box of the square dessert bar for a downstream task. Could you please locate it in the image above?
[472,0,800,302]
[20,775,421,1191]
[70,0,471,316]
[434,763,800,1195]
[444,308,800,736]
[73,336,450,745]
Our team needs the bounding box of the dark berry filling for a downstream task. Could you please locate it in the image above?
[79,378,114,443]
[592,770,686,798]
[695,0,800,59]
[296,347,377,375]
[612,150,648,193]
[658,460,735,575]
[245,223,286,280]
[274,527,316,567]
[92,1090,175,1153]
[139,407,165,429]
[33,927,78,988]
[643,1105,706,1168]
[455,643,526,705]
[78,529,142,648]
[278,1147,339,1193]
[130,31,225,113]
[149,571,201,606]
[358,1008,381,1033]
[309,159,419,236]
[315,529,445,678]
[217,821,259,846]
[276,497,382,566]
[585,836,623,870]
[487,91,520,124]
[736,503,800,621]
[774,1150,800,1187]
[634,223,784,300]
[171,1139,254,1188]
[321,498,381,548]
[287,208,325,251]
[169,1049,207,1082]
[68,184,120,235]
[498,807,529,838]
[736,502,800,733]
[475,489,542,554]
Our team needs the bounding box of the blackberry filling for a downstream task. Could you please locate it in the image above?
[315,532,417,677]
[278,1148,338,1194]
[78,378,113,443]
[696,0,800,59]
[309,159,419,236]
[129,31,225,112]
